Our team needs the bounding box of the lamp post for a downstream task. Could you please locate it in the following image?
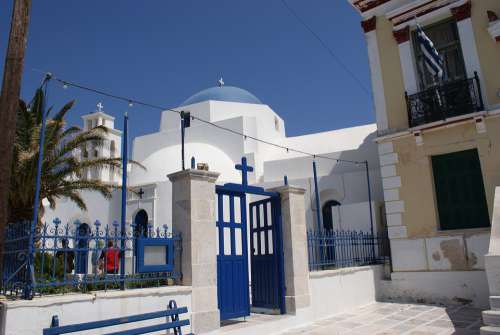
[312,160,322,233]
[364,160,376,260]
[180,111,190,170]
[120,111,128,289]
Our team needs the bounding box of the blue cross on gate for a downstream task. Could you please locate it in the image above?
[235,157,254,187]
[138,188,145,199]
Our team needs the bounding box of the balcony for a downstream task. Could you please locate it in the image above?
[405,73,484,128]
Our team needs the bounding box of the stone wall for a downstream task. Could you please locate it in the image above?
[379,270,489,308]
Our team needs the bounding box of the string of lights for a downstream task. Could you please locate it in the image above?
[42,72,365,166]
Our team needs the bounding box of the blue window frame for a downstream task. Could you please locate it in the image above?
[136,238,174,273]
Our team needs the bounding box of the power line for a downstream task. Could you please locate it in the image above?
[279,0,371,96]
[46,73,364,166]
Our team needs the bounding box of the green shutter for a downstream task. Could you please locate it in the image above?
[431,149,490,230]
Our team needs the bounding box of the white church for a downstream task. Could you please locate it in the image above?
[43,80,385,237]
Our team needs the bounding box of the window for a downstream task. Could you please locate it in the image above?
[431,149,490,230]
[86,120,92,130]
[322,200,341,231]
[110,141,116,158]
[412,19,466,89]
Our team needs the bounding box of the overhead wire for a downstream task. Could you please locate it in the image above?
[43,73,365,166]
[279,0,371,96]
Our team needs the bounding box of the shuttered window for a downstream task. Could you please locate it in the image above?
[412,18,466,90]
[431,149,490,230]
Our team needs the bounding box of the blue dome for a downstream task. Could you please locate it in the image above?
[181,86,262,106]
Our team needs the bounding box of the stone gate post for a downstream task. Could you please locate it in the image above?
[168,169,220,334]
[482,187,500,333]
[268,185,311,314]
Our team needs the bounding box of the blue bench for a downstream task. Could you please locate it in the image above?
[43,299,193,335]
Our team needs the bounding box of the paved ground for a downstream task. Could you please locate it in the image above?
[280,302,482,335]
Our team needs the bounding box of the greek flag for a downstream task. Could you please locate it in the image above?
[416,25,444,79]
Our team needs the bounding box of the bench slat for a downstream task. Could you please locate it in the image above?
[43,307,188,335]
[103,319,190,335]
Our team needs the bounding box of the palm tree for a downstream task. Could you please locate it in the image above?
[8,89,135,223]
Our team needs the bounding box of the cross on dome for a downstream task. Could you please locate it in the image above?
[218,77,225,87]
[235,157,253,187]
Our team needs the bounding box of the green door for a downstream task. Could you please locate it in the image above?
[431,149,490,230]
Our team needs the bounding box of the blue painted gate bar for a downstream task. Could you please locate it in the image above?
[249,197,282,311]
[216,188,250,321]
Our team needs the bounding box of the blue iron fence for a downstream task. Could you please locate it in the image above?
[307,230,391,271]
[1,219,181,299]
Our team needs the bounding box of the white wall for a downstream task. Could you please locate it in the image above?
[0,286,192,335]
[309,265,383,319]
[42,189,121,228]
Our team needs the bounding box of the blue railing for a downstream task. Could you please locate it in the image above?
[307,230,391,271]
[1,219,181,299]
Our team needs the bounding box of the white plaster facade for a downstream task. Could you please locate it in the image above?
[42,85,383,238]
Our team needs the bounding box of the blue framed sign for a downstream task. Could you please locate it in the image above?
[136,238,174,273]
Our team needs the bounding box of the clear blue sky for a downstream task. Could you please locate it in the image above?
[1,0,373,141]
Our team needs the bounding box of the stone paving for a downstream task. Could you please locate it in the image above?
[280,302,482,335]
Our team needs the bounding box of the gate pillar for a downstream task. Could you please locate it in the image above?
[268,185,311,314]
[168,169,220,334]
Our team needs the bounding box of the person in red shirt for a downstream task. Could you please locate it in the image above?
[100,240,120,274]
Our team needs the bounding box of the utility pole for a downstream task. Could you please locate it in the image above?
[0,0,32,281]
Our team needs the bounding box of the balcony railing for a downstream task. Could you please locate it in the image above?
[405,72,484,128]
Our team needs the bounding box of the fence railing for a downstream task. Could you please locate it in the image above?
[307,230,391,271]
[1,219,181,299]
[405,73,484,128]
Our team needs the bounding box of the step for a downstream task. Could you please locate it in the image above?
[484,310,500,327]
[481,326,500,335]
[491,296,500,310]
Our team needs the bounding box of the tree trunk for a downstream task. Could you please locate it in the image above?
[0,0,32,283]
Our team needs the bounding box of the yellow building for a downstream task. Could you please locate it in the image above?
[349,0,500,307]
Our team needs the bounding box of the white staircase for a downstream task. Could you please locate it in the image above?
[481,188,500,334]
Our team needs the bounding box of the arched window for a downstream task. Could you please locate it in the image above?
[109,141,116,181]
[322,200,341,231]
[110,141,116,158]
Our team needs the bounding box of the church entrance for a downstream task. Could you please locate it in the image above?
[215,157,286,321]
[134,209,149,238]
[133,209,149,270]
[75,222,90,274]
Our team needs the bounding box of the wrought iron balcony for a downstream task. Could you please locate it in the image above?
[405,72,484,128]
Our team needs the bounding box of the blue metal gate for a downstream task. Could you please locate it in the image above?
[215,157,286,320]
[249,197,284,311]
[216,188,250,320]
